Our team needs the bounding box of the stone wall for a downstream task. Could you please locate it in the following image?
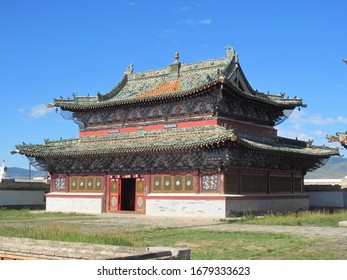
[225,194,309,216]
[304,179,347,208]
[0,181,49,209]
[0,237,190,260]
[307,191,346,208]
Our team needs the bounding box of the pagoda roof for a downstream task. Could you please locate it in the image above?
[14,126,339,159]
[51,47,306,111]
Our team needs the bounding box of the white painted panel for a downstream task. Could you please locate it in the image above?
[46,197,103,213]
[146,199,226,218]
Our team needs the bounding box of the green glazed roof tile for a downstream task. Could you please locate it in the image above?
[15,126,339,159]
[52,49,305,111]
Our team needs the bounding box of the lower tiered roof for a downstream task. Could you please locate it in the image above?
[14,126,339,159]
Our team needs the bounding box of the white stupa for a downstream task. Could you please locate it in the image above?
[0,160,7,183]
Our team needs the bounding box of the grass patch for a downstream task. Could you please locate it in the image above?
[228,209,347,227]
[0,223,135,247]
[0,223,341,260]
[0,208,96,222]
[135,228,341,260]
[0,209,345,259]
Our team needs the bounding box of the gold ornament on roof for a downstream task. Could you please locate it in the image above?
[175,52,179,62]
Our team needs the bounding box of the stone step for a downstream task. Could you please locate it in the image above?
[0,236,190,260]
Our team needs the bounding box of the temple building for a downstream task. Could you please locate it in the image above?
[13,46,339,217]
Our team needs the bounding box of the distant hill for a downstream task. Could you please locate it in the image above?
[305,157,347,179]
[5,167,48,179]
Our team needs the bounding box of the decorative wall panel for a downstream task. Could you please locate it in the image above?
[53,177,66,192]
[69,176,104,192]
[202,175,218,192]
[152,174,195,193]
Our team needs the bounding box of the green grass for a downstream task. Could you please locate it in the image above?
[228,209,347,227]
[0,209,346,259]
[0,223,340,259]
[0,223,135,247]
[0,208,96,222]
[138,228,339,260]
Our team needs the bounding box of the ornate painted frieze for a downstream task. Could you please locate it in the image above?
[75,94,213,130]
[39,140,330,176]
[219,95,280,125]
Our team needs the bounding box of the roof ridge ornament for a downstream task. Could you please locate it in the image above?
[175,52,179,62]
[225,45,234,57]
[126,64,134,75]
[167,51,181,79]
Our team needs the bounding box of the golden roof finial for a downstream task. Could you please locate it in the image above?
[175,51,179,62]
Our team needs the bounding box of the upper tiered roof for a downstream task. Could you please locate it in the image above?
[51,46,306,111]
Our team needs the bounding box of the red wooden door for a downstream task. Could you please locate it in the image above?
[109,178,121,211]
[135,178,145,213]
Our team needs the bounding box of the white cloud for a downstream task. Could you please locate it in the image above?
[277,127,310,141]
[29,104,53,119]
[178,18,212,26]
[337,116,347,124]
[200,19,212,25]
[288,111,346,127]
[277,109,347,147]
[305,114,335,125]
[312,130,325,137]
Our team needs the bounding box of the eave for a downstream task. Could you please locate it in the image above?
[14,129,237,159]
[53,78,305,112]
[14,127,338,160]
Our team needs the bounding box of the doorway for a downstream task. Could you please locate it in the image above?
[120,178,136,211]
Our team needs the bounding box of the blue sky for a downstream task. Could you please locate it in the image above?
[1,0,347,169]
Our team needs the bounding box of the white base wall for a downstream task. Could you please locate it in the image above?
[146,194,310,218]
[0,190,45,206]
[146,196,226,218]
[46,194,103,214]
[226,196,309,215]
